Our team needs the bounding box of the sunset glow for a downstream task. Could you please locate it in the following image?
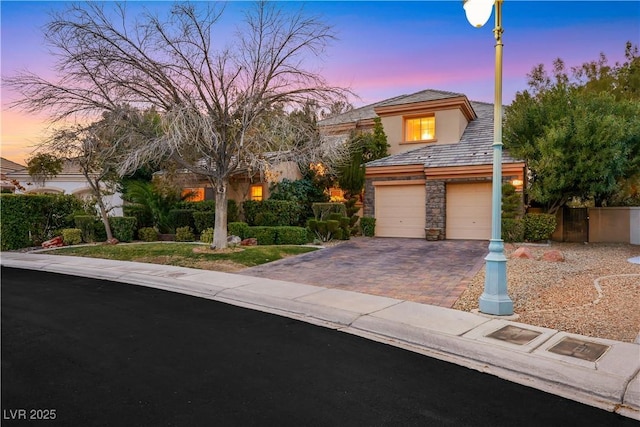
[2,1,638,164]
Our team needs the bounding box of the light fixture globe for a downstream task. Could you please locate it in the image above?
[464,0,495,27]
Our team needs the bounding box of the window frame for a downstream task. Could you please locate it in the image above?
[249,184,264,201]
[403,114,437,144]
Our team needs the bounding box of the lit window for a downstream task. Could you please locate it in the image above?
[329,187,345,202]
[182,188,205,202]
[405,116,435,141]
[250,184,263,201]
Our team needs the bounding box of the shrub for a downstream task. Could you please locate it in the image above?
[228,222,250,239]
[95,219,108,241]
[110,217,137,242]
[0,194,82,250]
[61,228,82,245]
[502,218,524,243]
[193,211,215,233]
[200,227,214,244]
[360,216,376,237]
[75,215,97,243]
[168,209,195,231]
[178,200,215,212]
[269,177,330,223]
[524,213,557,242]
[246,226,276,245]
[138,227,159,242]
[307,218,341,242]
[275,226,308,245]
[242,200,300,226]
[123,204,154,230]
[175,226,195,242]
[312,202,347,220]
[253,211,277,226]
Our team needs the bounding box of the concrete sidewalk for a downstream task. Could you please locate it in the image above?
[1,251,639,421]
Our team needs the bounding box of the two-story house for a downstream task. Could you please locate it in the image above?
[319,89,526,240]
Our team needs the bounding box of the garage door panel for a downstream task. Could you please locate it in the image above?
[446,183,491,240]
[375,185,425,238]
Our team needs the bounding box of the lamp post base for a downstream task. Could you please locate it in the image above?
[479,239,513,316]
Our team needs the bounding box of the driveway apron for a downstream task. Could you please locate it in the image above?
[240,238,488,307]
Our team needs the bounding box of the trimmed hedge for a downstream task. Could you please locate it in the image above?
[169,209,195,231]
[110,217,137,242]
[524,213,557,242]
[0,194,82,250]
[200,227,214,244]
[228,222,250,239]
[138,227,159,242]
[193,211,215,233]
[274,226,308,245]
[75,215,97,243]
[242,200,301,226]
[177,200,239,223]
[360,216,376,237]
[244,225,308,245]
[61,228,82,245]
[246,226,276,245]
[175,226,195,242]
[502,218,525,243]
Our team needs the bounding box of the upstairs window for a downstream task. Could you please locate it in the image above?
[250,184,263,201]
[405,116,435,142]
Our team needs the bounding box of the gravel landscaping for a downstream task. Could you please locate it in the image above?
[453,242,640,343]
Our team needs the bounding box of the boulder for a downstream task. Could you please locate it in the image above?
[241,237,258,246]
[512,247,534,259]
[42,236,64,248]
[227,235,242,247]
[542,250,565,262]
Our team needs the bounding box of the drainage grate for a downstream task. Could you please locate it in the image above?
[486,325,542,345]
[547,337,610,362]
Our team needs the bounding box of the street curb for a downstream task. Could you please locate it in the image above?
[1,253,638,420]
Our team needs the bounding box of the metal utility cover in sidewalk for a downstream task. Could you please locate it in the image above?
[486,325,542,346]
[547,337,610,362]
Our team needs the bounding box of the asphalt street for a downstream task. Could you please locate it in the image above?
[1,267,636,426]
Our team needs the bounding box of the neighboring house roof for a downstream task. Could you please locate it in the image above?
[318,89,465,127]
[365,101,521,169]
[0,157,26,189]
[0,157,26,174]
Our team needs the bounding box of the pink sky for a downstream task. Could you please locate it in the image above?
[2,1,638,165]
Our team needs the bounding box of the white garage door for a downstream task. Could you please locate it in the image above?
[446,183,492,240]
[375,184,426,238]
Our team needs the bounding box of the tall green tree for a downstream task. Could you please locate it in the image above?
[337,117,389,198]
[504,43,640,213]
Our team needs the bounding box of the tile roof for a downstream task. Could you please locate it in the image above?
[318,89,463,127]
[366,101,522,168]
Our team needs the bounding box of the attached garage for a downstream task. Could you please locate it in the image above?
[374,183,426,238]
[446,182,492,240]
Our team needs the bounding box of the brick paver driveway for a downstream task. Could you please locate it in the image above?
[240,238,488,307]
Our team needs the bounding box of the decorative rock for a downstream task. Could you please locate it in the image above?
[512,247,534,259]
[227,235,242,247]
[241,238,258,246]
[42,236,64,248]
[542,250,565,262]
[105,238,119,245]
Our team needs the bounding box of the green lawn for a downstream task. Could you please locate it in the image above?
[47,243,318,272]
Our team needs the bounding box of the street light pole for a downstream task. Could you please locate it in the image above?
[464,0,513,316]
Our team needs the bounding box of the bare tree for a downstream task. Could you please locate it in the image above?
[5,1,350,249]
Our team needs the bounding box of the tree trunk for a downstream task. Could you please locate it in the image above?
[97,198,114,241]
[212,178,228,249]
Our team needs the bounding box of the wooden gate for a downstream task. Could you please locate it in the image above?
[563,207,589,242]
